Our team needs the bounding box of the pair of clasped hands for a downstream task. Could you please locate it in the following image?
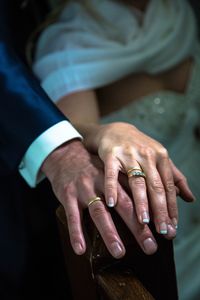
[42,122,195,258]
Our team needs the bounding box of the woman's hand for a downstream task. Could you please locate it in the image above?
[84,122,195,238]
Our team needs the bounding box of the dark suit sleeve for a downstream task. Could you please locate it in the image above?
[0,1,67,174]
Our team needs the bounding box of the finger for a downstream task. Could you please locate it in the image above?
[79,172,125,259]
[115,185,158,255]
[63,183,86,255]
[144,163,176,239]
[88,199,126,258]
[157,157,178,228]
[127,162,150,225]
[104,154,121,207]
[170,160,195,202]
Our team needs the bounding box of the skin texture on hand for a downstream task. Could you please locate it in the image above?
[83,122,195,237]
[41,139,158,257]
[56,90,194,238]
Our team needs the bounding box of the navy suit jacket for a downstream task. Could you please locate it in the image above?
[0,1,71,298]
[0,0,68,175]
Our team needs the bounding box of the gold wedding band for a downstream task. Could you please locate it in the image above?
[88,196,102,207]
[127,167,143,174]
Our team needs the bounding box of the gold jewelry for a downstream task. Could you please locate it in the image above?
[127,166,143,178]
[127,166,143,174]
[128,170,146,179]
[88,196,102,208]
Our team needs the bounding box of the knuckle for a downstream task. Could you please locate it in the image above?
[158,147,169,159]
[154,209,168,223]
[78,174,91,190]
[122,200,133,213]
[122,145,135,159]
[151,179,165,193]
[63,182,73,196]
[165,181,176,194]
[105,183,115,191]
[117,198,134,218]
[106,168,116,180]
[168,204,178,215]
[158,207,167,215]
[67,213,77,226]
[136,202,147,210]
[177,174,187,184]
[140,147,156,159]
[123,144,133,153]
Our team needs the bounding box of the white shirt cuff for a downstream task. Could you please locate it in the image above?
[19,120,82,187]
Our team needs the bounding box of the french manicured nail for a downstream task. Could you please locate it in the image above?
[167,224,176,238]
[111,242,123,258]
[143,238,157,255]
[142,211,150,224]
[172,218,178,229]
[159,222,168,234]
[108,197,115,207]
[74,242,83,255]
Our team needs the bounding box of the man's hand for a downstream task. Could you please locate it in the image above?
[41,140,158,257]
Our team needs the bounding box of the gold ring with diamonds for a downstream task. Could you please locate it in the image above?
[88,196,102,208]
[127,170,146,179]
[127,166,143,174]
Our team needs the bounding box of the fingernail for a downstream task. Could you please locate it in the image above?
[188,190,196,202]
[172,218,178,229]
[167,224,176,238]
[108,197,115,207]
[142,211,150,224]
[110,242,123,258]
[143,238,157,255]
[159,222,168,234]
[74,242,84,255]
[187,195,196,202]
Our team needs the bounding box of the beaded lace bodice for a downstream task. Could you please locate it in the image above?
[101,51,200,148]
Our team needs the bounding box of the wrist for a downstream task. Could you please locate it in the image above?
[41,139,83,177]
[74,123,104,152]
